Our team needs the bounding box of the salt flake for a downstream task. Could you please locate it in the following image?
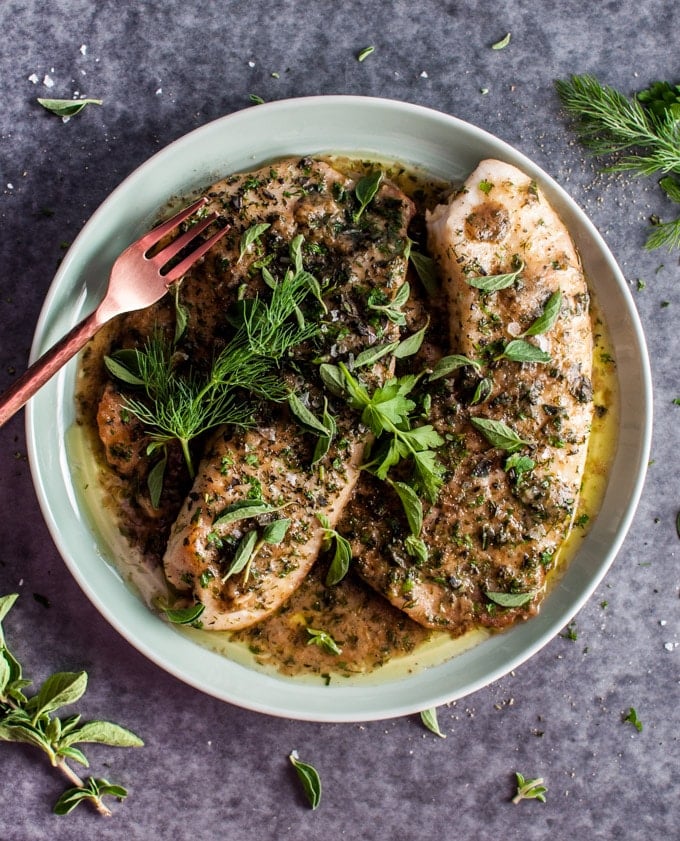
[79,44,87,55]
[43,74,55,88]
[28,73,39,84]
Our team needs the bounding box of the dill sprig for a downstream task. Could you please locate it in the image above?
[555,73,680,250]
[106,244,321,477]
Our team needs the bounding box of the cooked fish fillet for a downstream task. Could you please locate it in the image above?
[160,158,415,630]
[350,159,594,633]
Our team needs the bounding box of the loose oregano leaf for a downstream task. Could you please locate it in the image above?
[466,259,523,291]
[239,222,271,261]
[289,752,322,809]
[491,32,511,50]
[354,341,399,368]
[37,97,102,118]
[409,250,439,296]
[389,480,424,537]
[288,392,335,437]
[212,499,278,528]
[420,707,446,738]
[353,170,383,221]
[486,591,535,608]
[262,518,291,545]
[357,45,375,62]
[60,721,145,749]
[162,603,206,625]
[306,627,342,655]
[512,772,547,804]
[222,530,259,581]
[522,290,562,336]
[393,320,429,359]
[146,447,167,509]
[623,706,643,732]
[498,339,551,364]
[28,672,88,719]
[428,354,482,381]
[471,417,528,452]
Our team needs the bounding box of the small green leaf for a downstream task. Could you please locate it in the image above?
[357,45,375,62]
[486,591,535,607]
[37,97,102,118]
[405,534,429,564]
[306,628,342,655]
[522,290,562,336]
[319,363,347,396]
[353,170,383,221]
[57,745,89,767]
[491,32,511,50]
[623,706,643,732]
[470,377,493,405]
[312,399,337,464]
[171,283,189,344]
[512,772,547,804]
[504,453,535,476]
[389,480,423,536]
[409,250,439,296]
[0,593,18,627]
[239,222,271,261]
[163,603,205,625]
[289,752,322,809]
[498,339,551,364]
[354,342,399,368]
[60,720,144,749]
[393,321,429,359]
[213,499,278,528]
[428,354,482,381]
[147,448,167,509]
[103,354,145,386]
[28,672,88,719]
[222,530,259,581]
[466,260,523,291]
[420,707,446,738]
[471,417,528,452]
[325,533,353,586]
[288,392,334,436]
[262,518,291,545]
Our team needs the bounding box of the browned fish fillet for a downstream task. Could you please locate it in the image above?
[349,159,593,633]
[160,158,415,629]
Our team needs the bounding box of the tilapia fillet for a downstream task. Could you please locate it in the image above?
[351,159,594,633]
[160,159,415,630]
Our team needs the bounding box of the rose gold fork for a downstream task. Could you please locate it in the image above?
[0,197,229,427]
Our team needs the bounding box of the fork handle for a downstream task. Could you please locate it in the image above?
[0,309,102,428]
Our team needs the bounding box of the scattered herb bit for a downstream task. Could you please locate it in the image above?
[146,445,167,509]
[428,354,482,381]
[354,341,399,369]
[522,290,562,336]
[37,97,102,118]
[239,222,271,261]
[512,772,547,804]
[0,594,142,817]
[316,513,353,586]
[466,259,524,291]
[637,279,647,291]
[409,249,439,296]
[306,627,342,656]
[289,752,322,809]
[504,452,535,476]
[672,398,680,406]
[162,603,206,625]
[555,73,680,250]
[676,511,680,540]
[491,32,511,50]
[479,179,494,194]
[249,94,265,105]
[561,622,578,641]
[367,281,410,325]
[357,45,375,62]
[420,707,446,738]
[471,416,528,453]
[496,339,551,364]
[623,706,643,732]
[470,376,493,405]
[486,590,535,608]
[213,499,279,528]
[353,170,383,222]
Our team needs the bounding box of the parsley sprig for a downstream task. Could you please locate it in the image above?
[0,594,143,817]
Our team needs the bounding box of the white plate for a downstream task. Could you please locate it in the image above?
[26,97,652,721]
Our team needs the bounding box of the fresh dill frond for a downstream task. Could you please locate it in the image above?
[556,73,680,250]
[106,242,324,478]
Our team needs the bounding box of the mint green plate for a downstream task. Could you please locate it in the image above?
[26,97,651,721]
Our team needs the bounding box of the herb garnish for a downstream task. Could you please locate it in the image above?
[556,74,680,250]
[496,339,551,364]
[106,239,321,478]
[491,32,511,50]
[420,707,446,738]
[623,706,643,732]
[306,627,342,655]
[357,45,375,62]
[353,170,383,221]
[486,591,535,608]
[289,751,322,809]
[0,594,143,817]
[37,97,102,118]
[466,258,524,291]
[316,513,353,586]
[471,416,528,453]
[522,290,562,336]
[367,281,410,325]
[512,772,547,804]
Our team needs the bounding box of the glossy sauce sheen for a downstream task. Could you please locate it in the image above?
[76,156,612,678]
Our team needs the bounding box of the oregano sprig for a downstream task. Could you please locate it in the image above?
[0,594,143,817]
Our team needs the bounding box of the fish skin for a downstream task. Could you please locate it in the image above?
[350,159,594,634]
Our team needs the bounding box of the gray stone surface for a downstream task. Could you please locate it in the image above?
[0,1,678,838]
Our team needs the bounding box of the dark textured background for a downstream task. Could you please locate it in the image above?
[0,2,678,839]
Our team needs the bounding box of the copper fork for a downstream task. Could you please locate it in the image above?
[0,197,228,427]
